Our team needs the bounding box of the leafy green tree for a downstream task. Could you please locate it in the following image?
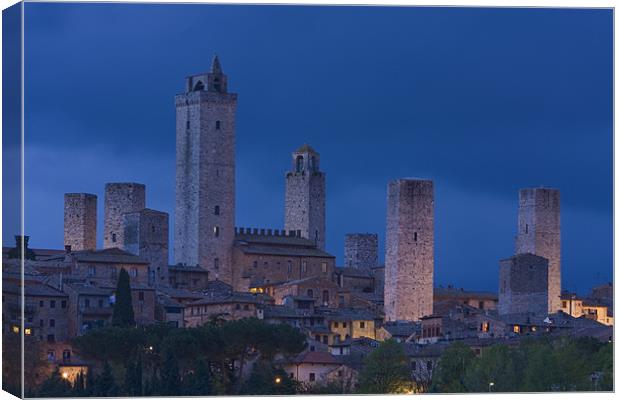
[112,268,135,327]
[464,344,518,392]
[123,356,143,396]
[72,326,143,363]
[430,341,476,393]
[357,339,412,394]
[92,362,119,397]
[37,367,73,397]
[592,342,613,391]
[184,359,213,396]
[159,349,180,395]
[239,363,297,395]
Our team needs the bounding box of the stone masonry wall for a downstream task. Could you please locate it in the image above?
[384,179,434,321]
[515,188,561,313]
[344,233,378,269]
[64,193,97,251]
[103,183,145,249]
[123,208,169,288]
[498,253,549,315]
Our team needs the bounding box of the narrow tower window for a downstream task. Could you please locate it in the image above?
[215,120,221,130]
[112,233,117,243]
[414,232,418,242]
[214,258,219,270]
[525,224,529,234]
[214,226,220,237]
[296,155,304,173]
[186,120,190,130]
[214,205,220,215]
[194,81,204,91]
[322,290,329,305]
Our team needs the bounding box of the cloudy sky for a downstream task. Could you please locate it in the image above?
[4,3,612,294]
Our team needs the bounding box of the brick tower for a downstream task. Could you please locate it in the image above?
[515,187,561,313]
[174,55,237,284]
[64,193,97,251]
[284,144,326,250]
[103,183,146,249]
[123,209,169,288]
[384,178,434,322]
[344,233,378,269]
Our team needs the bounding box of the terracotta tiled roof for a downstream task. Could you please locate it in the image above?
[292,350,340,365]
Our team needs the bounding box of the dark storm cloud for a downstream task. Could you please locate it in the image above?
[13,4,612,293]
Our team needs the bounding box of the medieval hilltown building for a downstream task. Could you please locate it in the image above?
[3,56,612,390]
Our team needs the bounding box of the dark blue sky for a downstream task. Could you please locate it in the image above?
[5,3,613,294]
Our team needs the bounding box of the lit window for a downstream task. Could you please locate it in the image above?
[513,325,520,333]
[11,326,19,334]
[25,328,32,336]
[481,322,489,332]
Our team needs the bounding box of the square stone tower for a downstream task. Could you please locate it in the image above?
[515,187,561,313]
[498,253,549,316]
[384,178,434,322]
[64,193,97,251]
[344,233,378,269]
[123,209,169,288]
[174,56,237,284]
[103,183,146,249]
[284,144,326,250]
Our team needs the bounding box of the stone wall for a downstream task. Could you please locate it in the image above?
[64,193,97,251]
[344,233,378,269]
[498,253,549,315]
[122,209,169,288]
[384,179,434,322]
[515,188,561,313]
[103,183,145,249]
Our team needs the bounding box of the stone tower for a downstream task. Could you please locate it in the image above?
[515,187,561,313]
[174,55,237,284]
[284,144,326,250]
[384,179,434,322]
[103,183,145,249]
[64,193,97,251]
[123,209,169,288]
[498,253,549,316]
[344,233,378,269]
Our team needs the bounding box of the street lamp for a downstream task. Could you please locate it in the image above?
[274,377,282,384]
[489,382,494,392]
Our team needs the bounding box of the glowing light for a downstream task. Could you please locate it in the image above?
[148,346,154,351]
[62,372,69,379]
[274,377,282,384]
[11,326,19,334]
[24,328,32,335]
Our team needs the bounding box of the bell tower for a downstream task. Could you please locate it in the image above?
[174,55,237,284]
[284,144,326,250]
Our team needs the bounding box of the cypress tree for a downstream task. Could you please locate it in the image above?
[159,350,180,395]
[112,268,135,327]
[93,362,118,397]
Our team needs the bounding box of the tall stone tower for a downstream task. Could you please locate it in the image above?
[344,233,378,269]
[384,179,434,322]
[284,144,326,250]
[123,209,169,288]
[103,183,146,249]
[498,253,549,316]
[515,187,561,313]
[64,193,97,251]
[174,55,237,284]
